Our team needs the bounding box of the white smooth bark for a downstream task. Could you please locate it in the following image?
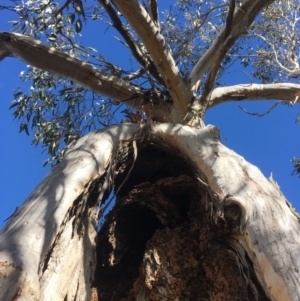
[207,83,300,107]
[0,32,172,121]
[0,32,141,101]
[255,33,300,77]
[0,123,139,301]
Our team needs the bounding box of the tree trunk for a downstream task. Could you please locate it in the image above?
[1,123,299,301]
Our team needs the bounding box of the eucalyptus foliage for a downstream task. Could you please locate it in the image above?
[1,0,300,167]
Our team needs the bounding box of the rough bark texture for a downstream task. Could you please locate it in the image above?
[93,146,268,301]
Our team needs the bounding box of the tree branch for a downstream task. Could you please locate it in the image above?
[207,83,300,108]
[239,101,281,117]
[224,0,236,38]
[255,33,300,77]
[0,32,173,121]
[196,0,239,115]
[197,36,236,113]
[112,0,190,121]
[188,0,274,94]
[0,32,143,102]
[98,0,164,86]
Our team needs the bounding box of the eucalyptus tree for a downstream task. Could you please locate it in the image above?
[0,0,300,300]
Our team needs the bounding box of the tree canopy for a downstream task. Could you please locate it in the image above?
[0,0,298,161]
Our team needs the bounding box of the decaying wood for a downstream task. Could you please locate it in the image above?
[95,169,265,301]
[92,127,281,300]
[150,123,300,301]
[1,0,299,299]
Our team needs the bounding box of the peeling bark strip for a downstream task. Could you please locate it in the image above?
[1,123,299,300]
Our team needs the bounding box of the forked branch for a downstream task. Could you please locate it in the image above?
[197,0,240,112]
[99,0,164,86]
[189,0,274,94]
[197,0,237,110]
[112,0,190,121]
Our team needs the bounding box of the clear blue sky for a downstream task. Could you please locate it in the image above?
[0,1,299,227]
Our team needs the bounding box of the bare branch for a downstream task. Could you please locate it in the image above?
[189,0,274,94]
[0,32,142,101]
[239,101,280,117]
[207,83,300,108]
[224,0,236,38]
[197,33,236,112]
[255,34,300,77]
[148,0,159,28]
[112,0,190,121]
[124,68,145,81]
[98,0,164,86]
[196,0,239,114]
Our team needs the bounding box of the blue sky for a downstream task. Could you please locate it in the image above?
[0,1,299,227]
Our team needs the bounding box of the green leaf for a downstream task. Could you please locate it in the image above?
[9,102,19,109]
[74,3,82,14]
[87,47,97,52]
[69,14,76,24]
[24,124,29,136]
[59,88,72,95]
[48,36,57,42]
[8,20,19,25]
[75,19,82,33]
[20,123,29,136]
